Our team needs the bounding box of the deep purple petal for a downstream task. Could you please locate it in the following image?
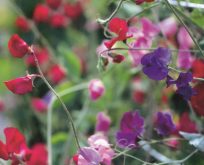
[116,131,137,148]
[143,65,168,80]
[175,72,193,88]
[177,85,196,101]
[155,112,176,136]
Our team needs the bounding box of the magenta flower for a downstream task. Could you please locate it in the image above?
[95,112,111,133]
[154,112,176,136]
[141,18,159,37]
[177,47,193,70]
[88,79,105,101]
[116,111,144,148]
[177,27,193,48]
[141,47,171,80]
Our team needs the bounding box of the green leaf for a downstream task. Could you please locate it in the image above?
[52,132,68,144]
[58,45,81,81]
[191,9,204,27]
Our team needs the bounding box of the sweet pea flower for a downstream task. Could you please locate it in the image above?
[46,0,62,9]
[8,34,29,58]
[33,4,50,23]
[64,2,83,19]
[47,64,67,84]
[15,16,30,32]
[104,17,131,49]
[116,111,144,148]
[159,17,178,37]
[50,13,69,28]
[0,127,31,164]
[31,98,48,113]
[88,79,105,101]
[4,74,37,95]
[154,112,176,136]
[95,112,111,133]
[141,18,159,38]
[178,112,197,133]
[191,83,204,116]
[192,59,204,78]
[135,0,154,5]
[88,133,115,165]
[177,47,193,70]
[141,47,171,80]
[177,27,194,48]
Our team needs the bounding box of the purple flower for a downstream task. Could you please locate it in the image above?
[95,112,111,133]
[141,47,171,80]
[154,112,176,136]
[116,111,144,148]
[166,72,196,100]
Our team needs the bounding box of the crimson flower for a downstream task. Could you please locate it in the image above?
[8,34,29,58]
[33,4,50,23]
[192,59,204,78]
[191,83,204,116]
[15,16,30,32]
[50,13,68,28]
[4,75,37,95]
[47,64,66,84]
[64,2,83,19]
[46,0,62,9]
[27,144,48,165]
[0,127,31,164]
[104,17,131,49]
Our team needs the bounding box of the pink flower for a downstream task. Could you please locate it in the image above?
[88,79,105,101]
[31,98,48,113]
[159,17,178,37]
[8,34,29,58]
[177,47,193,70]
[77,147,101,165]
[88,133,115,165]
[141,18,159,38]
[4,75,37,95]
[96,112,111,133]
[177,27,193,48]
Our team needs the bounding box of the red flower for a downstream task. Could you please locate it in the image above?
[27,144,48,165]
[33,4,50,23]
[25,48,49,66]
[0,127,31,163]
[46,0,62,9]
[112,54,125,63]
[191,83,204,116]
[64,2,83,19]
[178,112,197,133]
[192,59,204,78]
[8,34,29,58]
[15,16,30,32]
[104,17,131,49]
[72,154,78,165]
[31,98,48,113]
[50,13,68,28]
[4,75,36,95]
[47,64,66,84]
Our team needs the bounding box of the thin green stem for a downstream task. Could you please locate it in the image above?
[47,83,88,165]
[164,0,204,57]
[31,49,81,151]
[97,0,125,24]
